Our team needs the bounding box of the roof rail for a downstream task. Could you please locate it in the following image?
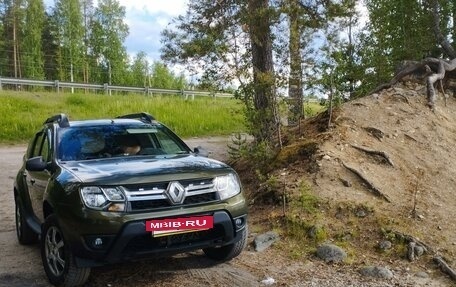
[116,112,156,123]
[44,114,70,128]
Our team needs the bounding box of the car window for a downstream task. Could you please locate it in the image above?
[154,130,186,154]
[41,135,51,162]
[30,131,51,161]
[57,124,190,161]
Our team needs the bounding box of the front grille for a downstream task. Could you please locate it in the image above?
[123,178,219,211]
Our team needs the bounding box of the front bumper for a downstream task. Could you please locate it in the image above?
[67,211,247,268]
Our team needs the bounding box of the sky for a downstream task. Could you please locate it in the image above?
[117,0,188,61]
[43,0,189,62]
[41,0,368,68]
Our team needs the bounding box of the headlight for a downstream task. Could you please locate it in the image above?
[80,186,125,211]
[214,173,241,200]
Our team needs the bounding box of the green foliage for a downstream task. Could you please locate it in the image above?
[52,0,85,82]
[129,51,149,87]
[227,133,249,160]
[22,0,45,79]
[293,181,320,214]
[90,0,129,85]
[357,0,440,94]
[0,91,246,143]
[150,62,187,90]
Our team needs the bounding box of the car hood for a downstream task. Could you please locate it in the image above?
[60,154,232,184]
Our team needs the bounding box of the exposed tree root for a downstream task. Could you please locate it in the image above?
[404,134,418,142]
[391,230,431,252]
[370,58,456,109]
[363,127,385,141]
[434,256,456,281]
[390,230,456,282]
[392,93,410,104]
[341,162,391,202]
[351,145,394,167]
[407,242,416,262]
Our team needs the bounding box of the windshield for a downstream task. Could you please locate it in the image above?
[57,124,190,161]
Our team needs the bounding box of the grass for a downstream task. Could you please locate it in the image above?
[0,90,246,144]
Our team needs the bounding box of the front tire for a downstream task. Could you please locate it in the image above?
[41,215,90,286]
[15,198,38,244]
[203,224,248,261]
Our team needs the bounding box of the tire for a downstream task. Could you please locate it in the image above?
[203,224,248,261]
[15,198,38,245]
[41,214,90,287]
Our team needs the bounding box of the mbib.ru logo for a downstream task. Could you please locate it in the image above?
[146,216,213,232]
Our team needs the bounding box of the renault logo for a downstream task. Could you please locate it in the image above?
[165,181,186,204]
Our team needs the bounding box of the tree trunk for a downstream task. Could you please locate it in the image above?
[248,0,278,143]
[287,0,303,126]
[430,0,456,58]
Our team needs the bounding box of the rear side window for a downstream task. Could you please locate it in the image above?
[29,130,51,162]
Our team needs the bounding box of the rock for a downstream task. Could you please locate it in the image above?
[359,266,394,280]
[323,155,331,160]
[415,271,429,278]
[307,225,324,240]
[340,178,352,187]
[355,209,367,218]
[414,245,425,257]
[378,240,392,251]
[254,231,279,252]
[260,277,276,285]
[316,244,347,263]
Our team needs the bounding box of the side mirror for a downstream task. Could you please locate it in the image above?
[26,156,47,172]
[193,146,209,157]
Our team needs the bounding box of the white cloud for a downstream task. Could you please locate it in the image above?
[118,0,188,17]
[119,1,189,61]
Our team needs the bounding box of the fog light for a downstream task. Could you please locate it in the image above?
[107,203,125,212]
[235,218,243,228]
[85,235,114,250]
[94,238,103,246]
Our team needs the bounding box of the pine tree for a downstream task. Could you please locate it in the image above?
[22,0,45,79]
[1,0,26,78]
[52,0,85,82]
[90,0,128,85]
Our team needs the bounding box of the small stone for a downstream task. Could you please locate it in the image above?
[360,266,394,280]
[418,214,424,219]
[323,155,331,160]
[254,231,279,252]
[260,277,276,285]
[356,210,367,218]
[415,272,429,278]
[340,179,352,187]
[316,244,347,263]
[414,245,425,257]
[438,226,442,230]
[378,240,392,251]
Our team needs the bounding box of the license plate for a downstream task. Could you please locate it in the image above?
[146,216,213,237]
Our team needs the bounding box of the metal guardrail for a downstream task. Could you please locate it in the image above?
[0,76,234,98]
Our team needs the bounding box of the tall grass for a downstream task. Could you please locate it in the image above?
[0,91,246,144]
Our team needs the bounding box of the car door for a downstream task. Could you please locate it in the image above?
[25,129,52,223]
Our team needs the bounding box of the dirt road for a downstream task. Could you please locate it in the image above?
[0,138,450,286]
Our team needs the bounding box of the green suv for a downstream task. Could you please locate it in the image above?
[14,113,248,286]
